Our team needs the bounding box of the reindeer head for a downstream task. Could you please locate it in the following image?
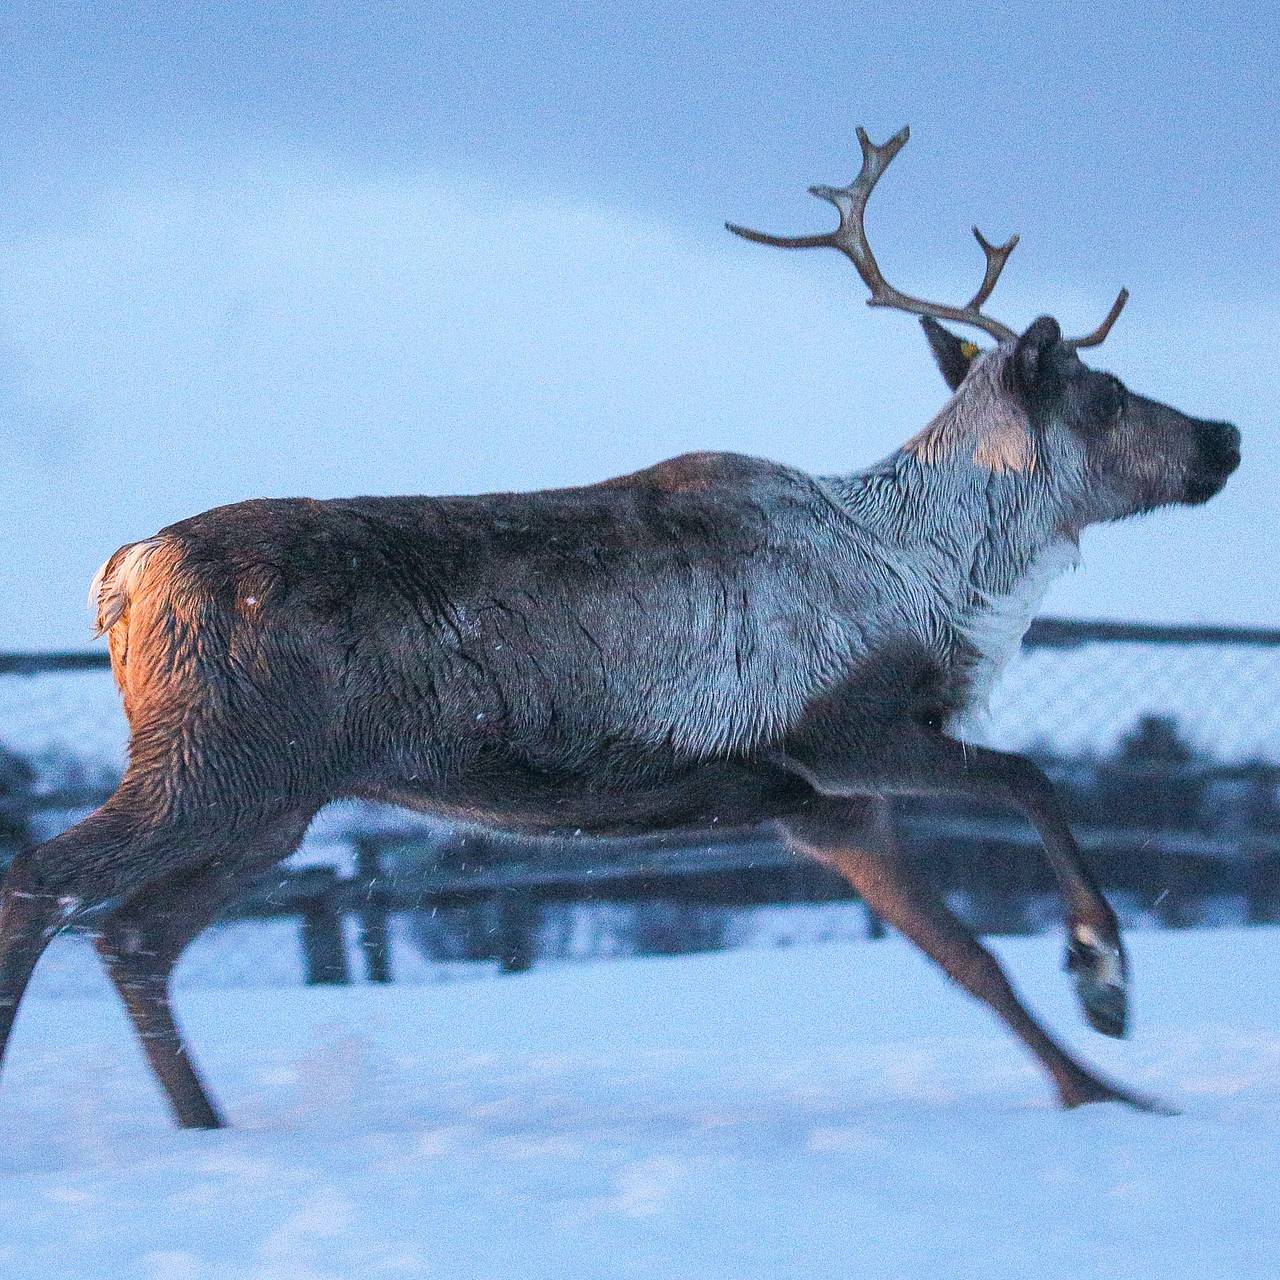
[728,126,1240,531]
[921,315,1240,528]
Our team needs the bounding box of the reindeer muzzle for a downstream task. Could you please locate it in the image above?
[1185,420,1240,504]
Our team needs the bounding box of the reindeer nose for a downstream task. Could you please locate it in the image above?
[1214,421,1241,450]
[1202,421,1242,474]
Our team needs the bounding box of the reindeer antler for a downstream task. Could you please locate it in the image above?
[1064,287,1129,349]
[727,126,1128,350]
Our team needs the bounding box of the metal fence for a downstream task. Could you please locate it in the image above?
[2,617,1279,993]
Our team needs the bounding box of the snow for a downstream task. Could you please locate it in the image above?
[2,927,1280,1278]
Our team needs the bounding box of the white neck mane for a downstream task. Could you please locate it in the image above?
[955,535,1081,731]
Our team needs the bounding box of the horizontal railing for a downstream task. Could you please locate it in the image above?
[1024,618,1280,649]
[238,812,1280,983]
[0,651,110,675]
[9,791,1278,984]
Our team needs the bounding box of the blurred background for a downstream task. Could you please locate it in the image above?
[2,0,1276,644]
[1,2,1276,989]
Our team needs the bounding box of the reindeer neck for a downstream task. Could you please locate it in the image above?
[827,446,1075,609]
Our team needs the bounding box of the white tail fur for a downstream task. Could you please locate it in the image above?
[88,538,164,638]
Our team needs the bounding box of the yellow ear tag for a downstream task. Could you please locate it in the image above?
[960,340,981,360]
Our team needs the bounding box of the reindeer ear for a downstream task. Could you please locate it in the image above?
[1011,316,1064,402]
[920,316,981,392]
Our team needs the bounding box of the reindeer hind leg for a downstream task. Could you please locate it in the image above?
[94,866,242,1129]
[0,795,170,1088]
[0,852,69,1079]
[93,811,314,1129]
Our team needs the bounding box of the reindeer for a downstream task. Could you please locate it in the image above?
[0,127,1239,1128]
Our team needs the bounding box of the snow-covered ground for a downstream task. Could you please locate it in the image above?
[2,927,1279,1279]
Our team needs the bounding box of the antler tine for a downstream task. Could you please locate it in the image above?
[1065,288,1129,350]
[726,126,1019,343]
[724,127,910,257]
[968,228,1019,312]
[801,125,912,303]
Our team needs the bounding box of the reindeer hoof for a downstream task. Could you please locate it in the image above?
[1059,1072,1178,1115]
[1065,924,1128,1038]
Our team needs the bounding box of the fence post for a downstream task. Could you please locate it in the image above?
[355,840,392,984]
[1244,841,1280,924]
[495,887,539,973]
[299,868,351,985]
[1153,852,1200,930]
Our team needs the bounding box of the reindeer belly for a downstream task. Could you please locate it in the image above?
[368,754,812,838]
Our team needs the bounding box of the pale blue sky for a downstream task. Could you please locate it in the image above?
[2,2,1275,645]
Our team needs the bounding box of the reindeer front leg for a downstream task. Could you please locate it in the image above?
[772,725,1129,1039]
[780,799,1164,1111]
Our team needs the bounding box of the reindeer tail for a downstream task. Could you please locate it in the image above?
[88,538,166,639]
